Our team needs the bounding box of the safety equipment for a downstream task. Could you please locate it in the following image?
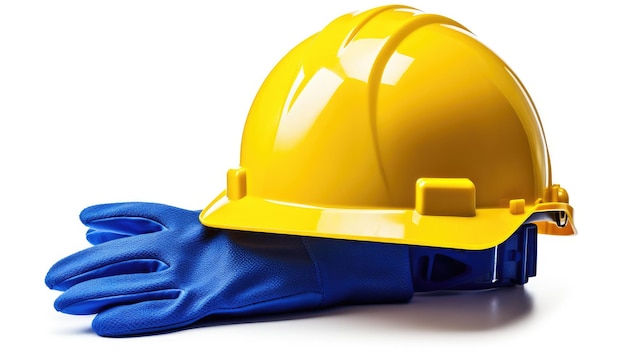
[200,5,576,249]
[46,202,537,336]
[45,202,414,336]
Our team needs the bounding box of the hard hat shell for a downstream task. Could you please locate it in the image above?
[200,5,575,250]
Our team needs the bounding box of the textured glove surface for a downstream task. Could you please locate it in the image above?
[45,203,414,336]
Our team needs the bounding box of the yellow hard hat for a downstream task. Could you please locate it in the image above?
[200,5,575,250]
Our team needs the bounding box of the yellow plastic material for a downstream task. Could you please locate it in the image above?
[226,168,247,201]
[200,5,576,250]
[416,178,476,217]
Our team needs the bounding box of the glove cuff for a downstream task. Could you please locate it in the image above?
[302,237,415,306]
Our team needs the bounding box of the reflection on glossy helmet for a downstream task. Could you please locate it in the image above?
[200,5,575,249]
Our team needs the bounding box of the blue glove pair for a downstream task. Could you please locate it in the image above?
[45,202,537,337]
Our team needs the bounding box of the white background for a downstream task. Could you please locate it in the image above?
[1,0,623,349]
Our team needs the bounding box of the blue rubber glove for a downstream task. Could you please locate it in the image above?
[45,203,415,337]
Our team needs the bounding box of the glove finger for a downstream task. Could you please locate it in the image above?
[81,203,167,244]
[80,202,198,228]
[79,202,199,244]
[91,299,190,337]
[54,271,180,315]
[48,257,169,291]
[84,220,165,245]
[45,237,165,291]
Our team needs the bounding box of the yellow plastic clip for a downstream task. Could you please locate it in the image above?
[415,178,476,216]
[509,199,526,215]
[544,184,569,203]
[226,167,247,200]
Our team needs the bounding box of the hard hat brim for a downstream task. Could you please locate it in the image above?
[199,191,575,250]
